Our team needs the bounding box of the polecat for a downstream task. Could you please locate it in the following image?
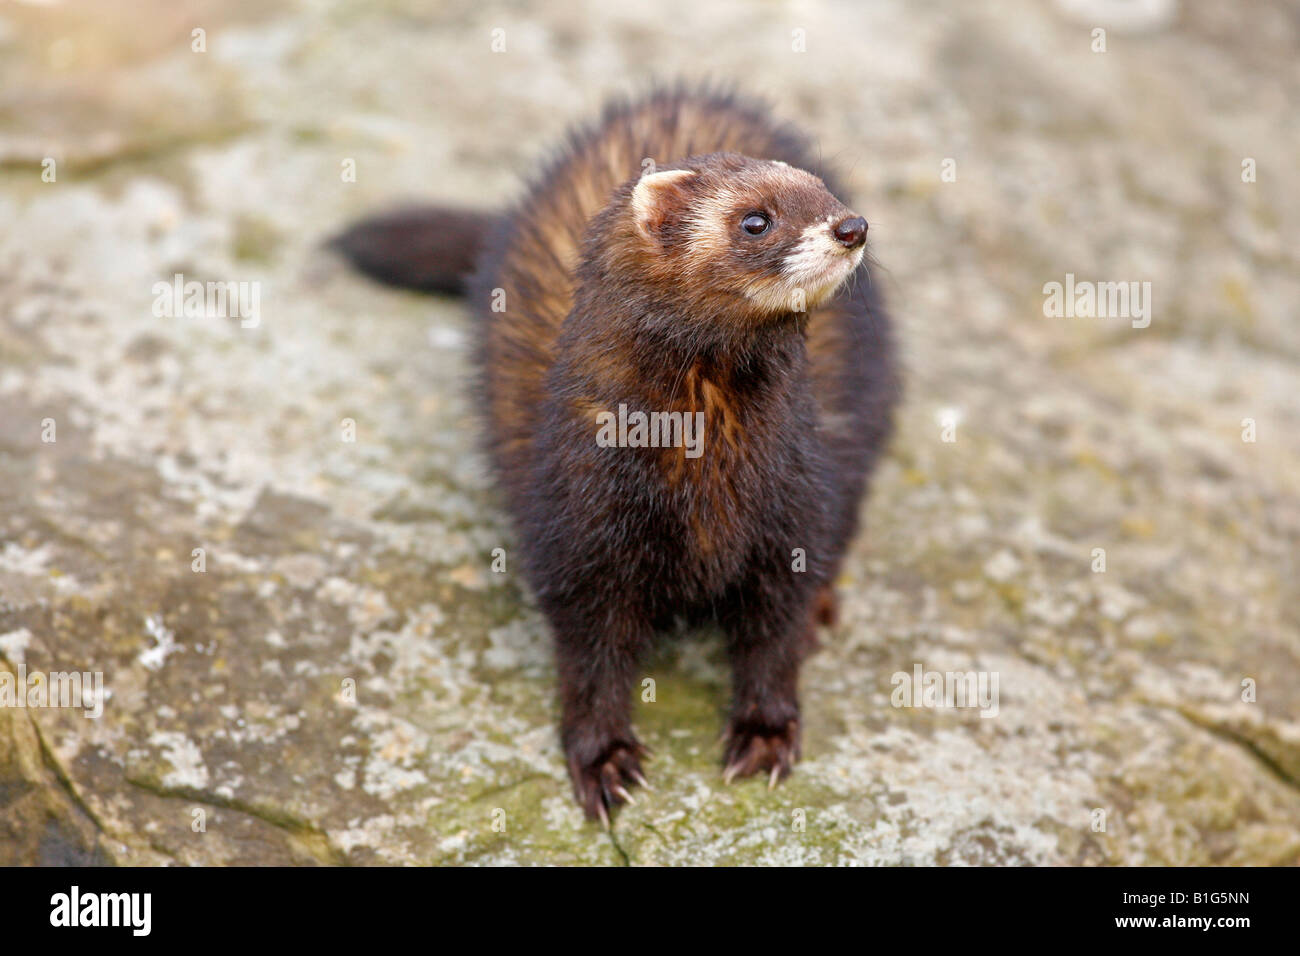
[333,86,900,824]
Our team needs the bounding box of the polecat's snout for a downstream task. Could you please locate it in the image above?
[833,215,868,249]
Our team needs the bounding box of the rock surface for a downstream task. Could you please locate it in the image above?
[1,0,1297,865]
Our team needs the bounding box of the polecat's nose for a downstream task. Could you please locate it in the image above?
[833,216,867,249]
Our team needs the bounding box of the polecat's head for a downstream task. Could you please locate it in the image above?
[624,152,867,321]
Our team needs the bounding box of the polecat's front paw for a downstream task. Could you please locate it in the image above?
[566,738,650,827]
[722,716,801,789]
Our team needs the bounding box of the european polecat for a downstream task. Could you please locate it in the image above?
[333,86,899,824]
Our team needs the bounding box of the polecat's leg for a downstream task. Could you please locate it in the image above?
[718,578,812,787]
[548,600,652,824]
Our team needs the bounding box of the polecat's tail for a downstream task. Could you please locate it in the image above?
[329,205,494,295]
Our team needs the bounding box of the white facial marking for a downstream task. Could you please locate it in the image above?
[736,213,863,314]
[788,215,860,269]
[670,160,862,314]
[780,219,841,277]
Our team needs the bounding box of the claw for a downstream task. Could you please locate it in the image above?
[569,739,650,824]
[721,716,800,789]
[630,770,654,791]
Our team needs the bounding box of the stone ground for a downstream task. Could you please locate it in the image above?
[1,0,1298,866]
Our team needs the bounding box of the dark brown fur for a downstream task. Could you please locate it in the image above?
[332,206,490,294]
[334,86,899,822]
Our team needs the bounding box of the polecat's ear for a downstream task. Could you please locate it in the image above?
[631,169,696,239]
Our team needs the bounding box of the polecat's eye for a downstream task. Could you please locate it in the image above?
[741,213,770,235]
